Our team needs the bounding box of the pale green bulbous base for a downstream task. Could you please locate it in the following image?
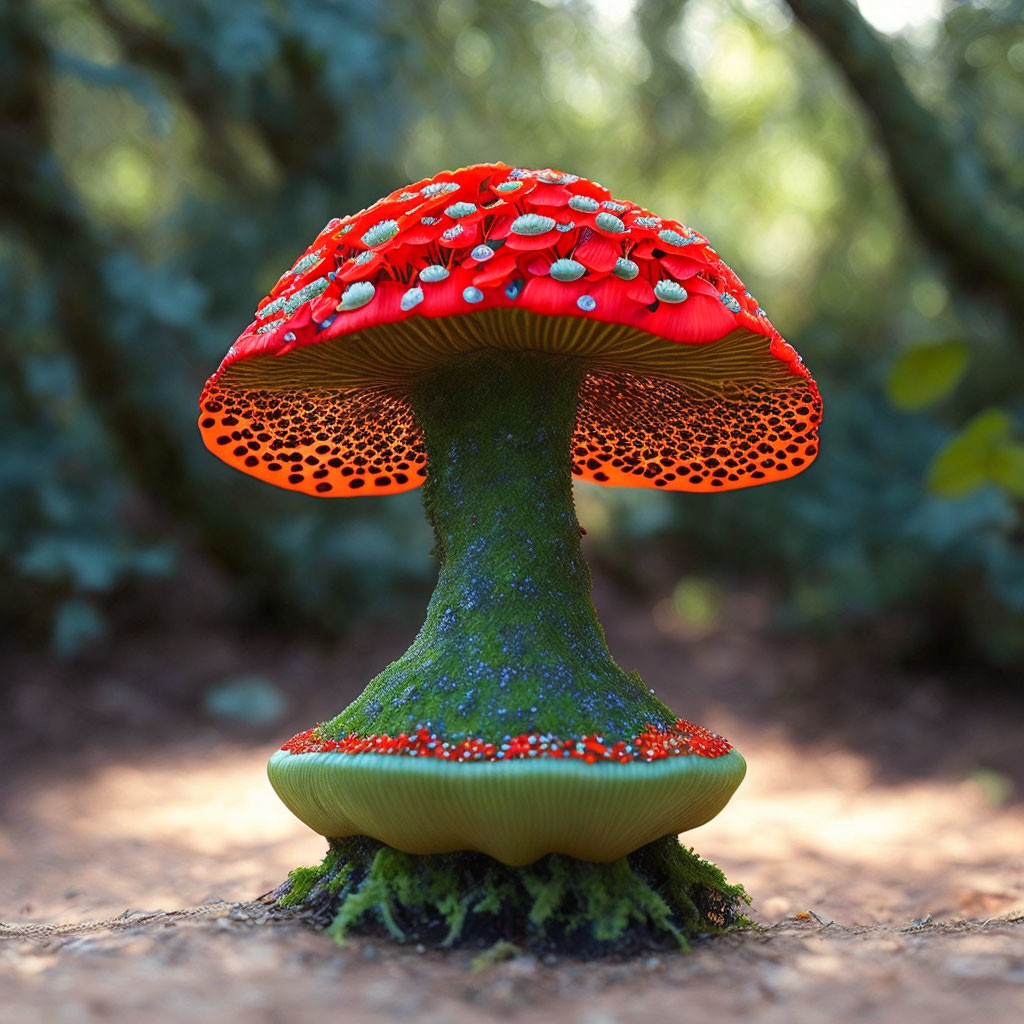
[277,833,751,954]
[267,748,746,865]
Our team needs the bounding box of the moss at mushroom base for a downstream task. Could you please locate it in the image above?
[277,834,749,954]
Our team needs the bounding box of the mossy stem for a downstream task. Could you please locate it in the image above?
[328,349,672,740]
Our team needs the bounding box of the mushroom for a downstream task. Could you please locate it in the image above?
[199,163,820,870]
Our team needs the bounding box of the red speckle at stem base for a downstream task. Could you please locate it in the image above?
[280,719,733,764]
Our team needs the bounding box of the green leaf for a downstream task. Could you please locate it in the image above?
[886,340,970,410]
[991,444,1024,498]
[928,409,1021,498]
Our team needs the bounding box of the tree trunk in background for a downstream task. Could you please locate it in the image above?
[0,1,295,620]
[785,0,1024,320]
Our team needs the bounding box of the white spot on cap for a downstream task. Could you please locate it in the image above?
[511,213,556,236]
[256,296,287,319]
[419,264,450,283]
[338,281,375,310]
[595,212,625,233]
[658,228,695,247]
[401,286,424,311]
[613,258,639,281]
[445,201,477,219]
[361,220,398,247]
[654,280,688,303]
[577,295,597,311]
[421,181,460,197]
[283,276,330,315]
[568,196,599,213]
[550,258,586,282]
[290,249,324,275]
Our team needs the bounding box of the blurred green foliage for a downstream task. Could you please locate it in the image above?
[1,0,1022,672]
[886,341,969,411]
[929,409,1024,500]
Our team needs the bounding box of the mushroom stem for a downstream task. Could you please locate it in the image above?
[327,349,672,740]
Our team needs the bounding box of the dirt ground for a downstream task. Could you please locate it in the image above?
[2,570,1023,1023]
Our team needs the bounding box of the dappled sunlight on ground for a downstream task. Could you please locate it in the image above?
[1,746,323,923]
[699,728,1024,923]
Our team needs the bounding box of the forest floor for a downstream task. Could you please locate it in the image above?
[2,566,1023,1023]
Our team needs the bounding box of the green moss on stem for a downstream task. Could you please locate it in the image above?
[326,350,672,742]
[278,835,750,955]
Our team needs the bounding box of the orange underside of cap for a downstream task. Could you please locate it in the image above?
[200,162,821,497]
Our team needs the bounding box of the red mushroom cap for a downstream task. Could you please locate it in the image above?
[199,162,821,497]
